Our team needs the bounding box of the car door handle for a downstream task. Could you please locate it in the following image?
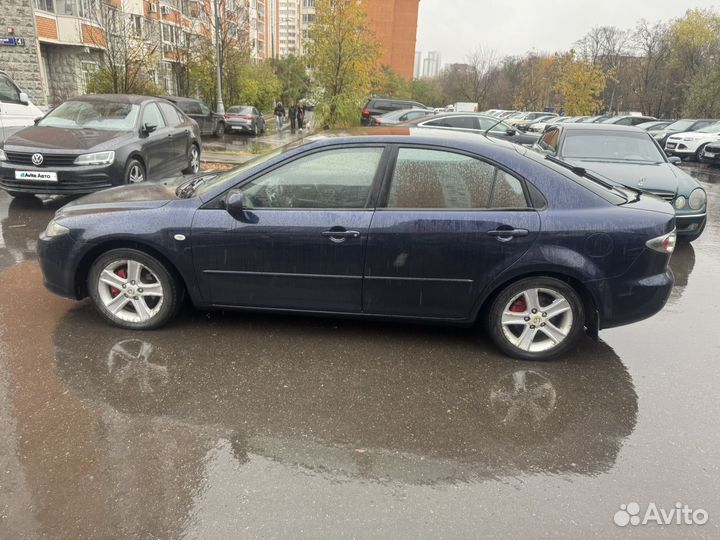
[488,228,529,241]
[321,229,361,242]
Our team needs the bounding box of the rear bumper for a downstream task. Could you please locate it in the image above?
[225,120,255,132]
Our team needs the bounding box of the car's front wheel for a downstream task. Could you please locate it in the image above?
[695,144,708,162]
[486,277,585,361]
[88,248,182,330]
[125,159,146,184]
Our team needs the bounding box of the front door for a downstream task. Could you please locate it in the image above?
[363,147,541,320]
[192,146,387,311]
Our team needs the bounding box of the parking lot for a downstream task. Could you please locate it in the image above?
[0,161,716,538]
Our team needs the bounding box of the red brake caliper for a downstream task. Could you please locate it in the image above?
[110,267,127,298]
[510,296,527,313]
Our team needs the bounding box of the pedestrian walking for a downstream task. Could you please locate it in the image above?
[288,102,298,133]
[274,101,285,131]
[297,103,306,132]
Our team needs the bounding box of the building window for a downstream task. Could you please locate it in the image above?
[79,61,98,94]
[34,0,54,11]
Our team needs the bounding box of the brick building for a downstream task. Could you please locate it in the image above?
[363,0,420,80]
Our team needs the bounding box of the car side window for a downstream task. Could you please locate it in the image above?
[199,103,211,116]
[158,102,182,126]
[385,148,527,209]
[142,103,166,129]
[241,147,384,209]
[186,102,203,115]
[538,128,559,154]
[0,74,21,103]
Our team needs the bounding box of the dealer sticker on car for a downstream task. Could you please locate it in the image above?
[15,171,58,182]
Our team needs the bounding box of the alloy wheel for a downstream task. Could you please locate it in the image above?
[128,164,145,183]
[96,259,164,323]
[500,287,574,353]
[190,146,200,173]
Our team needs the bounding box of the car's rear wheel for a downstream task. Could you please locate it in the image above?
[125,159,145,184]
[183,144,200,174]
[486,277,585,361]
[213,122,224,138]
[88,248,182,330]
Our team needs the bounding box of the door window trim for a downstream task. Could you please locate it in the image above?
[375,144,539,212]
[201,144,392,211]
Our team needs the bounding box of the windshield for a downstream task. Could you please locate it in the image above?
[698,122,720,134]
[562,131,666,163]
[665,119,695,132]
[38,100,139,131]
[192,147,286,197]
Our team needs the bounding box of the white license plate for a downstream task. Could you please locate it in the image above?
[15,170,58,182]
[231,125,246,130]
[705,152,716,158]
[666,143,676,149]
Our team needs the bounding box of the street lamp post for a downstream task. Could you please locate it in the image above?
[214,0,224,114]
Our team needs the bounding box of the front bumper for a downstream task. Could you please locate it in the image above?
[664,141,697,157]
[675,212,707,237]
[37,231,83,299]
[0,161,118,194]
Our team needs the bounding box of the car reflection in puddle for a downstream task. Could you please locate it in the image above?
[55,306,638,485]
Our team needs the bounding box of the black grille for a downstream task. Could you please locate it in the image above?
[5,151,78,167]
[646,190,675,203]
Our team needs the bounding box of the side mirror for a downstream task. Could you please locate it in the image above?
[33,117,41,125]
[19,92,29,105]
[506,128,517,136]
[668,155,682,165]
[142,123,157,134]
[225,189,246,220]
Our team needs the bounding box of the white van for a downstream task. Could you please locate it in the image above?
[0,70,44,143]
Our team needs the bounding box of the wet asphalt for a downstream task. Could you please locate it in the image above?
[0,163,718,539]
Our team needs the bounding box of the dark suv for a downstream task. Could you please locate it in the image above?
[162,96,225,137]
[361,98,429,125]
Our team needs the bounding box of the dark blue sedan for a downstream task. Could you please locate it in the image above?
[37,129,677,360]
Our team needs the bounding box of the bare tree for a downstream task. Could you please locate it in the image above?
[441,46,499,109]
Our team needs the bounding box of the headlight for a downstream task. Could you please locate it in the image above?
[73,151,115,166]
[674,196,686,210]
[44,219,70,237]
[688,188,707,210]
[654,133,664,139]
[0,148,6,161]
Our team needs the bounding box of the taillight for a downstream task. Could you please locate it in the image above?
[242,116,253,121]
[646,229,676,254]
[373,118,381,125]
[362,108,370,117]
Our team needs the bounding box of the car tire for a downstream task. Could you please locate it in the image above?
[183,144,200,175]
[213,122,224,138]
[124,159,146,184]
[485,277,585,361]
[695,144,708,162]
[88,248,182,330]
[252,123,258,136]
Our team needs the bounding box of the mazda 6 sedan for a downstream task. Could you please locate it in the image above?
[37,129,676,361]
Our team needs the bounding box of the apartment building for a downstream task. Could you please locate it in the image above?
[363,0,419,80]
[0,0,261,106]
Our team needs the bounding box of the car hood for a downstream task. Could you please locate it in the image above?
[57,177,186,218]
[4,126,134,152]
[667,131,719,141]
[564,159,699,194]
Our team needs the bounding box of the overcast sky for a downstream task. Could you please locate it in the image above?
[416,0,719,65]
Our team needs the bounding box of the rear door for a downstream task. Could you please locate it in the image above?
[157,101,188,174]
[363,146,540,319]
[139,102,173,178]
[191,145,388,312]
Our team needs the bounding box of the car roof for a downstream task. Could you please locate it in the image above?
[304,127,518,152]
[557,123,646,133]
[69,94,156,105]
[161,95,201,103]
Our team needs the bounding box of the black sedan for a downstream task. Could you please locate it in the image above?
[162,96,225,138]
[0,95,201,197]
[403,113,540,145]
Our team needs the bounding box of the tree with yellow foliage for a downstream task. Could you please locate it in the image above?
[308,0,380,128]
[555,51,607,115]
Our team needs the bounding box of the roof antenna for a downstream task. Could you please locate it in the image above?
[484,118,505,137]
